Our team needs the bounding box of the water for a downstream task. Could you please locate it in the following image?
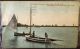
[2,27,78,48]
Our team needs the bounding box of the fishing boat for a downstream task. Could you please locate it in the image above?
[26,37,51,43]
[26,33,62,43]
[26,37,62,43]
[14,32,30,36]
[25,5,62,43]
[8,14,31,36]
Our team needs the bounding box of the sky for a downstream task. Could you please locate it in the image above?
[1,1,79,26]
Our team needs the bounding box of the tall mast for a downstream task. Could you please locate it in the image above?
[30,4,32,35]
[78,7,80,48]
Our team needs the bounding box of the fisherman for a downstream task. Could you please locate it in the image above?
[23,32,25,34]
[32,31,35,37]
[29,31,32,37]
[45,32,48,42]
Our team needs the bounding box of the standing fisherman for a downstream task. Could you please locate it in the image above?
[23,32,25,34]
[45,32,48,42]
[29,31,32,37]
[32,31,35,37]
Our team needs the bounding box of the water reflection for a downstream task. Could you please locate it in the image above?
[45,43,51,48]
[9,36,18,48]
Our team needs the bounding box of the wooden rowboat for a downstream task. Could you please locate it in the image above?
[26,36,62,43]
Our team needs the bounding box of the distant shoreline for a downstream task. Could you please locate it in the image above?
[2,26,78,27]
[26,26,78,27]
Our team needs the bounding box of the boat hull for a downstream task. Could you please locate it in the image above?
[26,36,62,43]
[14,33,30,36]
[26,37,53,43]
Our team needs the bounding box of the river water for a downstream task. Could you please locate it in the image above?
[2,27,78,48]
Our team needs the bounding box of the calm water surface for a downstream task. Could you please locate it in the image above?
[2,27,78,48]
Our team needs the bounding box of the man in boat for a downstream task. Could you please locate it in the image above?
[29,31,35,38]
[32,31,35,37]
[23,32,25,34]
[29,31,32,37]
[45,32,48,42]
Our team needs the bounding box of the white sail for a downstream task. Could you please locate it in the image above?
[3,14,17,43]
[7,14,17,32]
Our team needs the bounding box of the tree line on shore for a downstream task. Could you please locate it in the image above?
[2,23,78,27]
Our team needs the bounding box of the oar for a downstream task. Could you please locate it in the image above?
[49,38,63,41]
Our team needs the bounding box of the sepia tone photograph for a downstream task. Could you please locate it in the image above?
[0,1,80,48]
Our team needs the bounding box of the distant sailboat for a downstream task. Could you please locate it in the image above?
[7,14,31,36]
[3,14,18,40]
[7,14,17,33]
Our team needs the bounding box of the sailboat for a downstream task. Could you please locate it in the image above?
[26,33,62,43]
[8,14,31,36]
[25,5,62,43]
